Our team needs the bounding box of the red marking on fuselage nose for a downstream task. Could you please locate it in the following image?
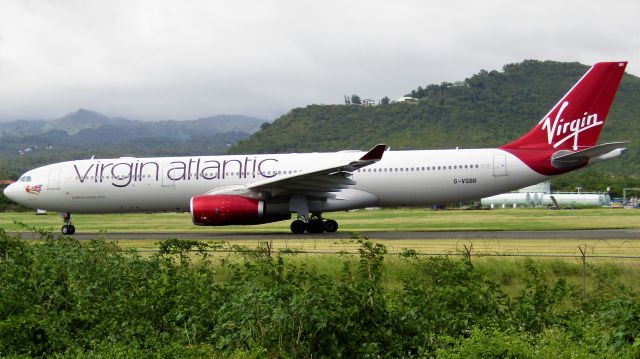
[25,184,43,194]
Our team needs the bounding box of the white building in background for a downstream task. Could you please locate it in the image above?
[392,96,417,103]
[362,98,376,106]
[481,181,611,208]
[516,182,551,194]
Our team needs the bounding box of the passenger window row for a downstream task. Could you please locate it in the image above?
[357,164,482,173]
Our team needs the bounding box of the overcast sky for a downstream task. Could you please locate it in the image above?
[0,0,638,122]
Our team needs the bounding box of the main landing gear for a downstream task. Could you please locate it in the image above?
[60,212,76,235]
[290,213,339,234]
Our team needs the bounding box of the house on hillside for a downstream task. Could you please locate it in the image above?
[362,98,376,106]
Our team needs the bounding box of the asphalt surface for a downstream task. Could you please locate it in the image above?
[9,229,640,241]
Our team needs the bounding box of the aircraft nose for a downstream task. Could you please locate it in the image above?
[3,182,20,202]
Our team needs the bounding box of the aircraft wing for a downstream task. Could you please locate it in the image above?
[245,144,388,198]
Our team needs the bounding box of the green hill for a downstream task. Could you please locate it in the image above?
[0,111,266,183]
[229,60,640,193]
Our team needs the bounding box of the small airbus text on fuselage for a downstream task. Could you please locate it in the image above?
[4,62,629,234]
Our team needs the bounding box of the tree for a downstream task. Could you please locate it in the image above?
[440,82,453,94]
[380,96,390,105]
[351,94,361,105]
[344,95,351,105]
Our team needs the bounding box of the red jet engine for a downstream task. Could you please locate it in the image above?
[190,194,289,226]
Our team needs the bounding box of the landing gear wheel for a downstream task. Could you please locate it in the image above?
[60,212,75,235]
[290,220,307,234]
[306,219,325,234]
[324,219,338,233]
[61,225,75,235]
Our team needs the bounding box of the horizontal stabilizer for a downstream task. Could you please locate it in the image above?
[552,141,628,168]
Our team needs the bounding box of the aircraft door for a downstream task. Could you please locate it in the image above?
[47,168,61,190]
[493,154,507,177]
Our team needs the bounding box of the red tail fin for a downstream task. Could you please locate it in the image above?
[501,62,627,151]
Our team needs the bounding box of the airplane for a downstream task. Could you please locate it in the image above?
[3,61,629,235]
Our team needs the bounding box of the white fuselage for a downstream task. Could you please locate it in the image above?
[10,148,547,214]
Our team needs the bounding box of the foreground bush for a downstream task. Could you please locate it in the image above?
[0,229,638,357]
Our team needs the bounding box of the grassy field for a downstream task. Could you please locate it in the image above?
[2,207,640,233]
[1,208,639,255]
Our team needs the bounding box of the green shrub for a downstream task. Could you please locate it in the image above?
[599,297,640,354]
[509,261,571,333]
[0,230,639,357]
[435,327,535,358]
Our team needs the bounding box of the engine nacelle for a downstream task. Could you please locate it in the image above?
[190,194,289,226]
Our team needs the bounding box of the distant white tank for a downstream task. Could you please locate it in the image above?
[530,192,542,206]
[539,193,611,207]
[481,192,532,207]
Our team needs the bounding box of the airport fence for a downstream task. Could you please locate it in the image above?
[139,241,640,295]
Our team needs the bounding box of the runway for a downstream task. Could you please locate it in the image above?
[10,228,640,241]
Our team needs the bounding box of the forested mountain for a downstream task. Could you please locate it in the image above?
[0,111,266,180]
[0,109,265,139]
[229,60,640,193]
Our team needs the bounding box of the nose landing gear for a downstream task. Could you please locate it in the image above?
[289,213,339,234]
[60,212,76,235]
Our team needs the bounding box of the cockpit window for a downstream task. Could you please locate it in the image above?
[19,175,32,182]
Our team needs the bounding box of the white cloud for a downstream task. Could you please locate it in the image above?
[0,0,638,121]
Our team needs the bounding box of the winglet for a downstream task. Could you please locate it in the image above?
[359,144,388,161]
